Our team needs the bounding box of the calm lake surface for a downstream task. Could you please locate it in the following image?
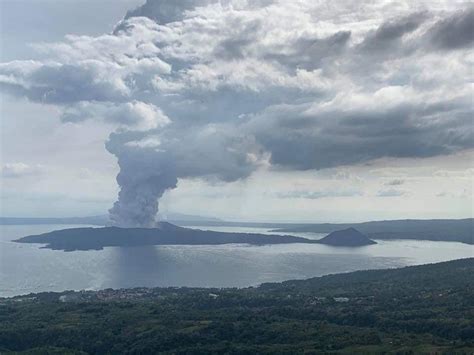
[1,224,473,297]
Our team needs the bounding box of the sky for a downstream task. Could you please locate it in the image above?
[0,0,473,224]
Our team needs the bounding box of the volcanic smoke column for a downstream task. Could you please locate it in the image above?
[109,168,178,228]
[105,125,261,228]
[105,131,177,228]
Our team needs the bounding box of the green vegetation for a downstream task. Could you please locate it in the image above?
[1,258,473,354]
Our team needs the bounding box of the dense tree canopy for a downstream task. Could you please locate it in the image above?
[1,258,473,354]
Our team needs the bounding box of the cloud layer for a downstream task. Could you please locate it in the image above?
[0,0,472,226]
[1,163,44,178]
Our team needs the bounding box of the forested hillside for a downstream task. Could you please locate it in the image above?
[1,258,473,354]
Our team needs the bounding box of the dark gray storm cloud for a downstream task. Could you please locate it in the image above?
[247,96,473,170]
[123,0,274,24]
[359,12,427,53]
[214,19,262,60]
[124,0,214,24]
[268,31,351,71]
[385,179,405,186]
[427,7,474,50]
[0,0,472,226]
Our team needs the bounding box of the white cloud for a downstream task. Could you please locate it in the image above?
[1,163,44,178]
[61,100,170,131]
[277,189,363,200]
[377,189,407,197]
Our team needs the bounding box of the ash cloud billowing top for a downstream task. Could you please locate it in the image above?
[0,0,472,227]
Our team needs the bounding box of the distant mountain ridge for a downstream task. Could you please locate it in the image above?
[273,218,474,245]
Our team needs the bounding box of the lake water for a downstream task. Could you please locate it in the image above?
[1,224,472,297]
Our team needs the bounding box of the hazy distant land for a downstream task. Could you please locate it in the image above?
[14,223,378,251]
[272,219,474,245]
[4,216,473,244]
